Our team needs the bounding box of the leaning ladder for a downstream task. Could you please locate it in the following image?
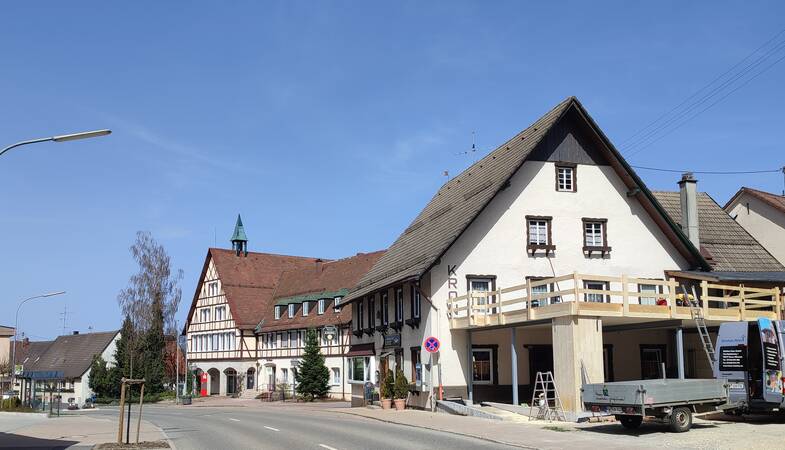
[683,285,716,369]
[529,371,566,422]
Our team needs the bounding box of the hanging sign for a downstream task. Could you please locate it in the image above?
[424,336,440,353]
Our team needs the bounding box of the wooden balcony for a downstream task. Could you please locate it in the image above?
[446,272,783,330]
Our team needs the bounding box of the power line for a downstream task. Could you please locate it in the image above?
[631,165,782,175]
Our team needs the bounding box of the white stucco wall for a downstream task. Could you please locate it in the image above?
[728,193,785,266]
[426,160,692,389]
[75,331,120,405]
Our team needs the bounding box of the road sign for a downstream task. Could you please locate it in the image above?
[424,336,440,353]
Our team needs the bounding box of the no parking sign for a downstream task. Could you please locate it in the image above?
[424,336,440,353]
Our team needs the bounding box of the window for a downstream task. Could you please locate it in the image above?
[318,299,325,315]
[281,368,289,383]
[526,216,553,254]
[528,278,561,308]
[582,218,609,253]
[411,347,422,383]
[395,288,404,323]
[200,308,211,323]
[639,283,660,305]
[584,280,609,303]
[288,304,295,318]
[331,367,341,385]
[349,356,371,382]
[381,292,389,325]
[556,163,576,192]
[207,281,219,296]
[468,276,496,312]
[290,330,299,348]
[279,332,288,348]
[472,349,493,384]
[368,296,375,329]
[274,306,281,320]
[410,285,421,320]
[211,334,219,351]
[215,306,226,321]
[334,296,342,312]
[269,333,277,349]
[302,302,309,316]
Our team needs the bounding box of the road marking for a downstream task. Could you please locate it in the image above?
[318,445,337,450]
[228,418,240,422]
[264,426,280,432]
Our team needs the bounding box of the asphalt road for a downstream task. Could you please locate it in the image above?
[89,405,518,450]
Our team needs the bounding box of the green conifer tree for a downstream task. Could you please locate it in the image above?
[294,329,330,401]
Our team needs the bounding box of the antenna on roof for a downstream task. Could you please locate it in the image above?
[781,166,784,196]
[455,131,478,159]
[59,305,72,336]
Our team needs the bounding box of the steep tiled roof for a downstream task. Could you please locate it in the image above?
[345,97,708,302]
[653,191,784,272]
[204,248,326,328]
[23,331,118,379]
[724,187,785,215]
[260,250,385,333]
[15,340,53,367]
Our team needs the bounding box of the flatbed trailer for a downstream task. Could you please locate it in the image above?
[581,378,733,432]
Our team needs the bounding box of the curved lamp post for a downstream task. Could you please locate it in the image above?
[1,129,111,158]
[11,291,66,397]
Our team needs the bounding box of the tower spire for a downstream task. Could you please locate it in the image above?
[230,214,248,256]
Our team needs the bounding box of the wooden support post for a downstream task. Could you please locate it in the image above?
[136,383,145,443]
[621,274,629,316]
[498,289,505,325]
[572,272,580,314]
[668,278,678,308]
[700,280,710,318]
[117,383,126,444]
[526,278,533,321]
[468,291,474,327]
[739,285,746,321]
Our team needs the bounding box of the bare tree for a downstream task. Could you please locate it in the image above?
[117,231,183,335]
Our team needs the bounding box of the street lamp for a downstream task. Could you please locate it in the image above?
[0,129,111,158]
[11,291,66,398]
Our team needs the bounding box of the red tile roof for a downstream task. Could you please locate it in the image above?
[724,187,785,215]
[188,248,326,329]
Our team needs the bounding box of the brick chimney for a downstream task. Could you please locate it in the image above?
[678,172,700,249]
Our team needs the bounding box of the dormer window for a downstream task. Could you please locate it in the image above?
[556,163,576,192]
[318,299,326,315]
[288,304,295,318]
[302,302,309,316]
[274,306,281,320]
[333,296,342,312]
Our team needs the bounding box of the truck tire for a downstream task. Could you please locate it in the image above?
[619,415,643,429]
[668,407,692,432]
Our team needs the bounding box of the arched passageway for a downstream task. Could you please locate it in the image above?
[207,368,220,395]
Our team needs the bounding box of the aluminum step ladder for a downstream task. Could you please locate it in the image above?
[529,371,566,422]
[683,285,716,369]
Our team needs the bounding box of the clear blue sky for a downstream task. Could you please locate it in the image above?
[3,1,784,341]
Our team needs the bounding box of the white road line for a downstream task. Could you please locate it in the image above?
[228,418,240,422]
[318,445,337,450]
[264,426,280,432]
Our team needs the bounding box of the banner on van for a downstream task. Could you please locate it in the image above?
[757,318,783,398]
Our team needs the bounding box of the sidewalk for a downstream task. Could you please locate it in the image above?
[327,407,785,450]
[0,412,168,449]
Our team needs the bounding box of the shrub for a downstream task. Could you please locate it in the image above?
[380,369,395,399]
[394,369,409,400]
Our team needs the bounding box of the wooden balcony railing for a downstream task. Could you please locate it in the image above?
[446,272,783,329]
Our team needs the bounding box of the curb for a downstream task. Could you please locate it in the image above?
[330,409,539,449]
[0,411,49,417]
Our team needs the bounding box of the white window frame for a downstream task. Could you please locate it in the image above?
[302,302,309,316]
[411,286,421,319]
[274,306,281,320]
[472,348,493,385]
[331,367,341,386]
[333,296,342,312]
[349,356,371,383]
[639,283,660,306]
[556,165,575,192]
[528,220,549,245]
[318,299,325,315]
[584,221,605,247]
[207,281,218,296]
[584,280,608,303]
[395,288,404,323]
[288,304,295,318]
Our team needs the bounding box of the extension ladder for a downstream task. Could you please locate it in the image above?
[683,285,716,369]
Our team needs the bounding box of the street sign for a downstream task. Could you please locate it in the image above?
[424,336,440,353]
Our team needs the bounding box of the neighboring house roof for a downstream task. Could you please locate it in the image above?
[260,250,385,333]
[0,326,14,337]
[653,191,784,272]
[345,96,710,303]
[186,248,327,330]
[15,340,53,367]
[723,187,785,215]
[22,331,118,379]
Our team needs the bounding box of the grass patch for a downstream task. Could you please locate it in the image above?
[543,425,571,432]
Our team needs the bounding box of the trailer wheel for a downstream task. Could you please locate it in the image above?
[619,415,643,429]
[668,407,692,432]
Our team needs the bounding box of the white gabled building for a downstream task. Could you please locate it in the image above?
[724,187,785,268]
[342,97,784,415]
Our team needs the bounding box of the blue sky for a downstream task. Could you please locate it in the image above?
[2,1,784,340]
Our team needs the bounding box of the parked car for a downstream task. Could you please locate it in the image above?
[66,397,79,410]
[83,399,95,409]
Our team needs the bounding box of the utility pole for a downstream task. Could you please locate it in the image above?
[781,166,784,196]
[175,320,180,404]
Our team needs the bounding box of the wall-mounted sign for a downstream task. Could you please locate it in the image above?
[323,325,338,343]
[383,334,401,348]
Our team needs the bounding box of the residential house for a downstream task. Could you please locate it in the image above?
[724,187,785,267]
[17,330,120,406]
[342,97,784,414]
[0,325,14,393]
[184,215,383,399]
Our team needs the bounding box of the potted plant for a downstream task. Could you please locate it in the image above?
[380,369,394,409]
[393,369,409,411]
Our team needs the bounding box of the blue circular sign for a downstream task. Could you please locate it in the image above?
[424,336,440,353]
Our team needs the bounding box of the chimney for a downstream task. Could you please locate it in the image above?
[678,172,700,249]
[72,330,79,335]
